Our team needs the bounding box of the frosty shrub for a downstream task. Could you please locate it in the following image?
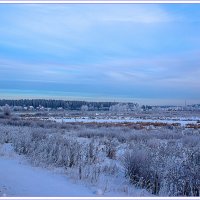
[105,139,117,159]
[123,147,160,195]
[182,135,200,148]
[81,105,89,112]
[31,130,47,141]
[2,104,11,117]
[0,127,14,144]
[122,135,200,197]
[85,141,98,164]
[163,148,200,196]
[12,129,32,155]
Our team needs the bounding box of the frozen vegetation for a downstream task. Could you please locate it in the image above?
[0,104,199,197]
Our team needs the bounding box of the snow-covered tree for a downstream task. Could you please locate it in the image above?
[81,105,89,112]
[3,104,11,117]
[109,103,130,113]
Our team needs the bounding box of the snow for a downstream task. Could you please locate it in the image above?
[48,117,199,126]
[0,144,149,197]
[0,145,94,197]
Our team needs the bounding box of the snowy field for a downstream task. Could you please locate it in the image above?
[48,116,200,126]
[0,110,199,197]
[0,151,93,197]
[0,142,149,197]
[0,121,150,197]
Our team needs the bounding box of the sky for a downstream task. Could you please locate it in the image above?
[0,3,200,105]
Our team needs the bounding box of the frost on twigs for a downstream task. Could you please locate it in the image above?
[2,104,11,118]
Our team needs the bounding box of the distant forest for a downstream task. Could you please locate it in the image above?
[0,99,136,111]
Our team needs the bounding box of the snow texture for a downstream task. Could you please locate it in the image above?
[0,157,94,197]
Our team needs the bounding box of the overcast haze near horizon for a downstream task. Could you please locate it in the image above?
[0,4,200,106]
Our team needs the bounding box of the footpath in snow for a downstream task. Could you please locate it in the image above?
[0,144,94,197]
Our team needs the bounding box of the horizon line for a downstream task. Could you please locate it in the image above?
[0,96,199,107]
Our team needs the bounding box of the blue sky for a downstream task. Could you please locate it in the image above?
[0,4,200,105]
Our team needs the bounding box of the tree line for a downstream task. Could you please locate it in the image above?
[0,99,137,111]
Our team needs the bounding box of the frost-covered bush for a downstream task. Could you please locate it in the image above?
[123,147,161,195]
[105,139,117,159]
[182,135,200,148]
[162,148,200,196]
[123,136,200,196]
[156,130,183,140]
[85,141,98,165]
[0,126,15,144]
[2,104,11,118]
[16,132,83,168]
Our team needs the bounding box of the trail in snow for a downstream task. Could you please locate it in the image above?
[0,156,94,197]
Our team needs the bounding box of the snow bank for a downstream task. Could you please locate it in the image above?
[0,153,94,197]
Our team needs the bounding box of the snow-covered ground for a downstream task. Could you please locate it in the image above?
[0,143,149,197]
[1,117,199,197]
[0,144,94,197]
[48,116,200,126]
[0,157,95,197]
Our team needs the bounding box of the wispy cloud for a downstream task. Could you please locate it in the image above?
[0,4,178,55]
[0,4,200,103]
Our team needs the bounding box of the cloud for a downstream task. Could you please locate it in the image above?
[99,5,175,23]
[0,4,178,55]
[0,4,200,103]
[96,50,200,91]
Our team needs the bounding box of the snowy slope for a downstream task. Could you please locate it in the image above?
[0,144,94,197]
[0,156,95,197]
